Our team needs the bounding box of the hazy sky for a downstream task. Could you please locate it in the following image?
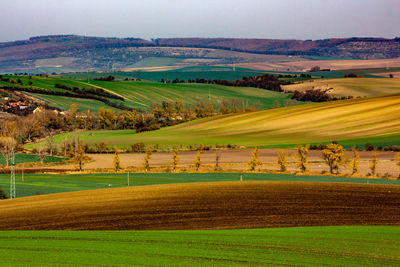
[1,0,399,42]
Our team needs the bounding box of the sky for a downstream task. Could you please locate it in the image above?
[1,0,399,42]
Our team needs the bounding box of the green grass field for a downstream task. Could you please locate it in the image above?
[0,154,65,165]
[28,94,400,150]
[0,172,398,198]
[89,80,294,110]
[283,77,400,97]
[0,226,399,266]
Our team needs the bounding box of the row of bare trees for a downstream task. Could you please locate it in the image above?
[249,143,398,176]
[71,142,399,177]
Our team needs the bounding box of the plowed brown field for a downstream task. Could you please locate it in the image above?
[1,181,400,230]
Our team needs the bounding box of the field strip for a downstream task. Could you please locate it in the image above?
[1,181,400,230]
[1,226,399,266]
[77,81,147,107]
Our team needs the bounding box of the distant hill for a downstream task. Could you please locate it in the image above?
[1,35,399,73]
[157,37,400,59]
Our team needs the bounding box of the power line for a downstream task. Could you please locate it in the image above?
[10,147,16,199]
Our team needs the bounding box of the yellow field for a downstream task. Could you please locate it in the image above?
[283,78,400,97]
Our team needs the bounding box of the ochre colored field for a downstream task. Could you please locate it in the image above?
[283,78,400,97]
[1,181,400,230]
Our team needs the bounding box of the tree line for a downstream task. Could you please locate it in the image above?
[0,97,259,153]
[59,142,400,179]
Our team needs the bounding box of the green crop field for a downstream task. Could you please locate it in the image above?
[0,154,65,165]
[0,172,398,198]
[89,80,294,110]
[0,226,399,266]
[32,93,120,112]
[29,94,400,150]
[60,66,270,82]
[283,77,400,97]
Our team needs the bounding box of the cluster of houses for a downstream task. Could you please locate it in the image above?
[0,97,30,111]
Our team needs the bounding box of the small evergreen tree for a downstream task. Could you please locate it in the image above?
[248,146,261,171]
[113,146,121,172]
[277,149,288,172]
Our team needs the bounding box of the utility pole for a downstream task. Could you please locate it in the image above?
[10,148,16,199]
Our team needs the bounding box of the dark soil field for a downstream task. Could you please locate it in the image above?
[1,181,400,230]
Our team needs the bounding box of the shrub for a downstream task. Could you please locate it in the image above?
[129,142,146,153]
[0,188,7,199]
[365,143,376,151]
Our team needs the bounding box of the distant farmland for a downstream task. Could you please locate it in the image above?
[283,77,400,97]
[61,66,269,82]
[31,94,400,149]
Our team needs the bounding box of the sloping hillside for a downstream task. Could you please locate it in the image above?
[36,94,400,149]
[2,35,400,72]
[0,75,295,111]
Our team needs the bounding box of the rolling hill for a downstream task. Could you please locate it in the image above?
[1,181,400,230]
[2,35,400,73]
[32,93,400,149]
[1,75,296,112]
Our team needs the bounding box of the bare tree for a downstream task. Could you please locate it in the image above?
[0,137,17,166]
[46,129,56,156]
[36,145,47,164]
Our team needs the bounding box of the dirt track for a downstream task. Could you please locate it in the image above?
[1,181,400,230]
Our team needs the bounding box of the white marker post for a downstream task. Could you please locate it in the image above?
[240,173,243,182]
